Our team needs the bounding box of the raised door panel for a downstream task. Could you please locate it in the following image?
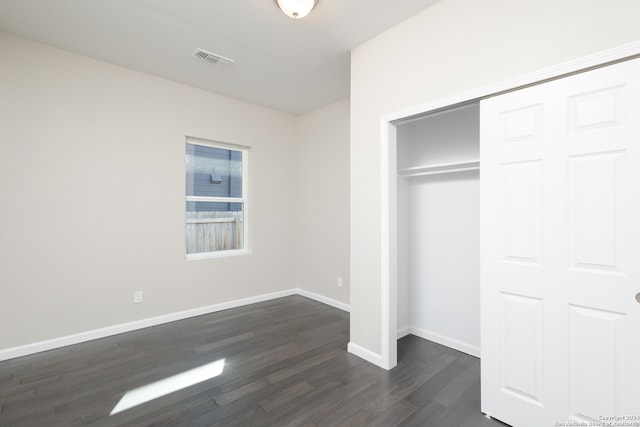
[568,85,625,133]
[501,293,544,407]
[568,305,627,423]
[501,104,544,143]
[499,161,543,266]
[568,151,626,274]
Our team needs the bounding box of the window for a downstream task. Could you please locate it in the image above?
[185,138,248,258]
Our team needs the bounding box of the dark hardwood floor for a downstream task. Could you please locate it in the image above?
[0,296,508,426]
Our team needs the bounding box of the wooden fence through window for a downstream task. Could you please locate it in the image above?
[186,211,243,254]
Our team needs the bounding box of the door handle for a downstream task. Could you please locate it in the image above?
[636,292,640,304]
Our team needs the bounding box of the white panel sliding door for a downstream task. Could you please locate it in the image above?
[480,58,640,427]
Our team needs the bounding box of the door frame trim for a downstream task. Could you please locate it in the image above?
[379,40,640,370]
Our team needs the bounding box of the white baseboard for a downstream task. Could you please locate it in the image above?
[347,342,383,367]
[399,326,480,358]
[0,288,300,362]
[0,288,353,362]
[296,288,350,312]
[397,325,411,339]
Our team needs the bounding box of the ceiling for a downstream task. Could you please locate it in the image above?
[0,0,440,115]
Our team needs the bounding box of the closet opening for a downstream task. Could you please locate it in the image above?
[395,102,481,359]
[380,99,482,370]
[380,45,640,371]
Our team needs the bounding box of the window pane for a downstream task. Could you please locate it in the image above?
[186,144,243,198]
[186,202,244,254]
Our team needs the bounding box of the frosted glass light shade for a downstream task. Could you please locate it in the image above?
[274,0,318,19]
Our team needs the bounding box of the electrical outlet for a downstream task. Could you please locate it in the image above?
[337,277,343,288]
[133,291,143,304]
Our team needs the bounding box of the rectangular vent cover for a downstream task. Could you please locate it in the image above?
[193,48,234,67]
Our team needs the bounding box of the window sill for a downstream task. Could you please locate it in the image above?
[185,249,248,261]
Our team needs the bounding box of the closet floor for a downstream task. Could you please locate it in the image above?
[0,295,507,426]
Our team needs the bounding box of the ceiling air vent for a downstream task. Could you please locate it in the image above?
[192,48,234,67]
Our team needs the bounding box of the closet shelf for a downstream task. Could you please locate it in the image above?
[398,160,480,178]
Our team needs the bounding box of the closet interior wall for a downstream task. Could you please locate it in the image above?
[397,103,481,356]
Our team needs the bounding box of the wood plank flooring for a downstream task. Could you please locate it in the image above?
[0,296,508,426]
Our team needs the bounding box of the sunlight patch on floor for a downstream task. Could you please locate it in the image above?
[110,358,225,415]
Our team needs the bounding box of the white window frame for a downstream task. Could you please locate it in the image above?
[185,137,249,260]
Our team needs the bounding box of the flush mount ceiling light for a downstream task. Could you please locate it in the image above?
[274,0,319,19]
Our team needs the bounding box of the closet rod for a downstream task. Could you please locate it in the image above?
[398,160,480,178]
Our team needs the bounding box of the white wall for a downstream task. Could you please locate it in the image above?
[404,174,480,348]
[0,32,298,351]
[350,0,640,359]
[397,105,480,354]
[296,99,350,307]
